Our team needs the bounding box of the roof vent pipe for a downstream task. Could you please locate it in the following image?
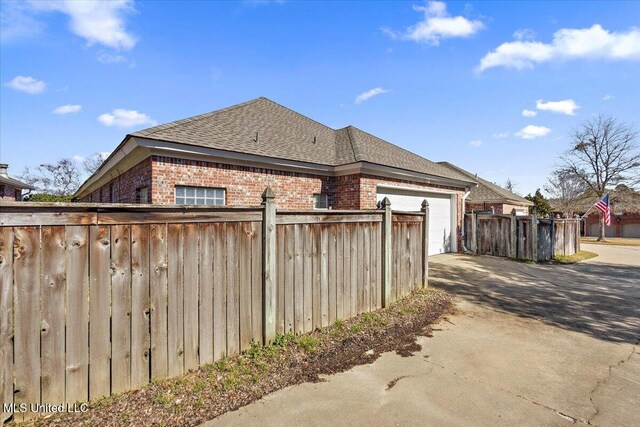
[0,163,8,178]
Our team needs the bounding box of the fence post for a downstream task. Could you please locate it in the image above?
[575,215,581,253]
[531,213,538,261]
[550,215,555,258]
[421,199,429,287]
[510,209,517,258]
[381,197,392,307]
[470,211,478,254]
[261,187,277,343]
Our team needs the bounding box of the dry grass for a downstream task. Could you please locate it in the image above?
[20,288,452,427]
[581,237,640,246]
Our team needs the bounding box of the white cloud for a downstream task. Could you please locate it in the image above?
[0,1,44,41]
[29,0,137,50]
[522,109,537,117]
[98,151,111,160]
[536,99,580,115]
[602,94,614,101]
[383,1,484,46]
[478,24,640,71]
[492,132,510,139]
[355,87,389,104]
[73,155,86,163]
[53,104,82,115]
[98,109,155,128]
[516,125,551,139]
[5,75,46,94]
[469,139,482,147]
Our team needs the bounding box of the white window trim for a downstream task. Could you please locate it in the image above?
[174,186,226,206]
[313,193,328,210]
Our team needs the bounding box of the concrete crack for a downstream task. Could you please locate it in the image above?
[586,339,639,425]
[424,359,589,424]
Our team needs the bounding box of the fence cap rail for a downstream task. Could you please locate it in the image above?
[277,209,381,215]
[0,201,263,212]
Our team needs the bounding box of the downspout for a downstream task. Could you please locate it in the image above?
[461,189,471,252]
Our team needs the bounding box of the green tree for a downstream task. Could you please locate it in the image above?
[525,189,552,217]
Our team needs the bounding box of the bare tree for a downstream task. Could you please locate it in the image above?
[21,158,82,196]
[504,178,518,195]
[544,169,588,217]
[83,152,107,175]
[561,114,640,240]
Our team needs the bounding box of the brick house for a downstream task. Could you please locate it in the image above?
[439,162,532,215]
[0,163,34,202]
[75,97,476,254]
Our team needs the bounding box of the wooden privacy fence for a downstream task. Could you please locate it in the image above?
[464,211,581,262]
[0,191,428,422]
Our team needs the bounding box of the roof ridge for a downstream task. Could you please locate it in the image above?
[258,98,338,132]
[132,97,267,138]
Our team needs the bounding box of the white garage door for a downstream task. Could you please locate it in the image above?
[622,223,640,238]
[376,187,456,256]
[589,223,616,237]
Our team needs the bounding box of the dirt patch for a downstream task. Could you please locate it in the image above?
[21,288,451,427]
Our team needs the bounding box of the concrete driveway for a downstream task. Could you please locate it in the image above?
[204,244,639,427]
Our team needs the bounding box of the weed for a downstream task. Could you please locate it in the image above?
[295,335,319,352]
[333,319,344,330]
[349,324,362,334]
[192,380,206,393]
[274,332,295,347]
[153,393,171,406]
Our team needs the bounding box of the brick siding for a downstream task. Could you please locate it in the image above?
[1,185,22,202]
[82,155,468,250]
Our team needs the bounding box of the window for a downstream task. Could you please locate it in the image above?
[137,187,149,204]
[313,193,328,210]
[175,186,225,205]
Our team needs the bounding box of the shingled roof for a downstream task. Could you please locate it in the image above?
[438,161,533,206]
[131,97,472,184]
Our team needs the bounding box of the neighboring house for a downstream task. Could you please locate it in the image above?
[583,188,640,238]
[438,162,533,215]
[0,163,33,202]
[75,97,476,255]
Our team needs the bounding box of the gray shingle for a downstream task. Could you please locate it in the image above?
[439,161,533,206]
[131,97,473,184]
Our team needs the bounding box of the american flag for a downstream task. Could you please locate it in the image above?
[594,194,611,226]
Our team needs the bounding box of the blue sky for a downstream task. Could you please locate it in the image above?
[1,0,639,195]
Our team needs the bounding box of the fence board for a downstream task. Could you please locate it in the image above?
[374,223,382,308]
[0,228,14,423]
[239,223,252,349]
[283,225,294,333]
[111,225,132,394]
[320,225,329,327]
[150,224,168,380]
[199,223,214,364]
[13,227,41,421]
[293,225,304,334]
[350,224,358,314]
[167,224,185,377]
[183,223,199,369]
[40,226,66,406]
[336,223,344,320]
[213,223,227,361]
[276,225,285,335]
[89,226,111,400]
[363,223,371,311]
[327,224,337,324]
[357,225,364,314]
[343,224,352,318]
[130,225,151,388]
[303,224,313,332]
[250,222,263,343]
[226,223,240,355]
[311,225,321,330]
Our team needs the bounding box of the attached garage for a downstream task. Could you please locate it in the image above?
[589,223,616,238]
[622,223,640,238]
[376,186,457,256]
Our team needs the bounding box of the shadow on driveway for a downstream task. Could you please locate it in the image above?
[429,254,640,344]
